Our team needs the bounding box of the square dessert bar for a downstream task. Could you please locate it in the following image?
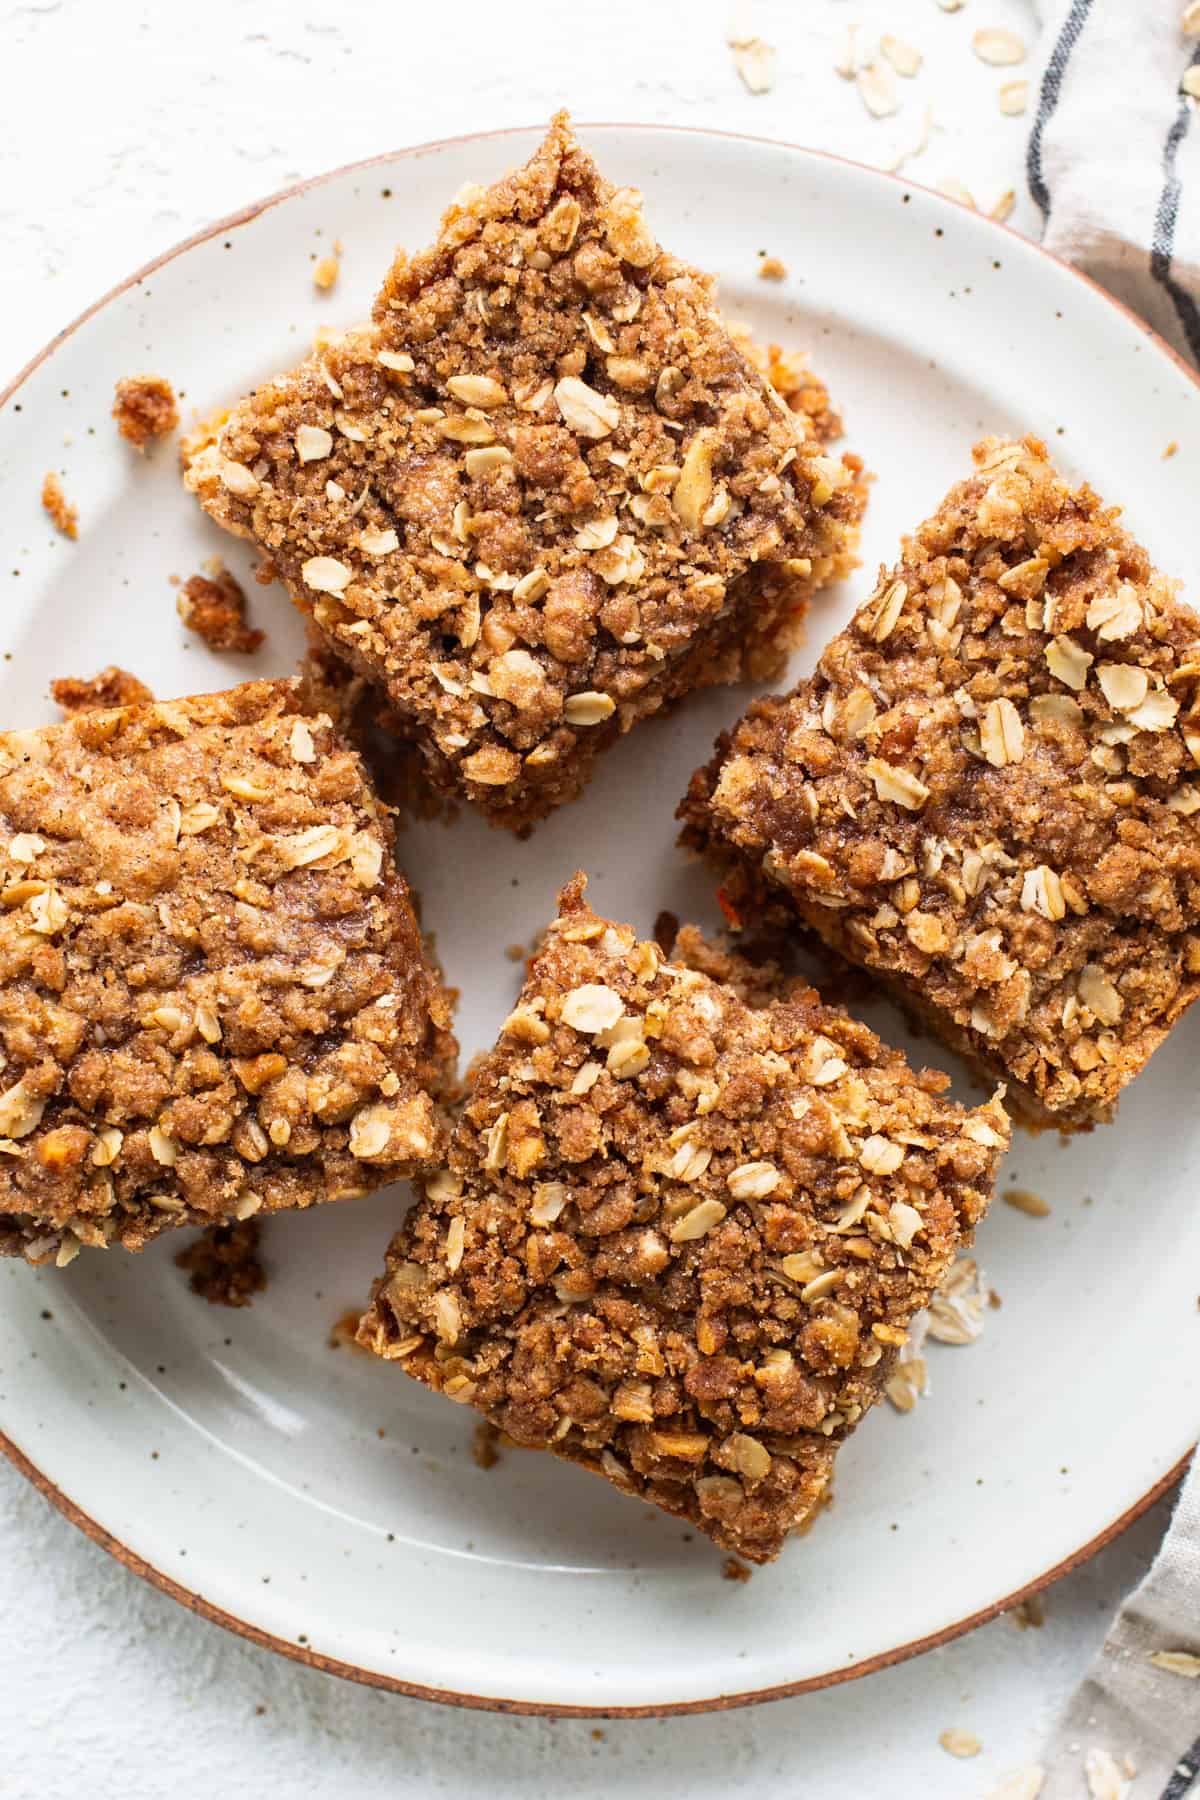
[357,876,1008,1563]
[0,680,455,1266]
[184,113,864,829]
[681,436,1200,1128]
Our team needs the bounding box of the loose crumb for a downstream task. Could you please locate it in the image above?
[504,943,528,964]
[1163,440,1179,459]
[1011,1593,1046,1629]
[51,666,153,715]
[721,1557,753,1583]
[41,471,78,539]
[112,374,179,450]
[1004,1188,1052,1218]
[175,1220,266,1308]
[590,1728,606,1742]
[329,1308,369,1351]
[472,1421,503,1469]
[939,1728,982,1758]
[313,250,340,291]
[177,565,264,654]
[757,254,788,282]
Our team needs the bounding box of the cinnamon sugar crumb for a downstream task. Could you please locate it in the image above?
[51,666,153,715]
[472,1421,503,1469]
[175,1220,266,1308]
[313,250,341,291]
[1163,441,1179,459]
[721,1557,753,1582]
[112,374,179,450]
[177,565,264,654]
[757,255,788,282]
[41,471,78,539]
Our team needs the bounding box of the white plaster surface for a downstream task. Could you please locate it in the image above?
[1,2,1176,1794]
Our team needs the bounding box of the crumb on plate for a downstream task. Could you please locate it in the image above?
[177,564,264,654]
[113,374,180,450]
[41,471,78,539]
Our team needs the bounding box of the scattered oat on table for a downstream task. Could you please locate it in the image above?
[834,22,859,79]
[938,177,977,208]
[313,247,340,291]
[1184,3,1200,35]
[999,79,1029,116]
[727,14,777,95]
[857,62,899,118]
[888,104,934,173]
[1004,1189,1051,1219]
[880,34,923,77]
[40,470,77,539]
[175,1220,266,1308]
[1183,66,1200,100]
[939,1727,982,1758]
[177,564,264,654]
[991,188,1017,222]
[112,374,179,450]
[936,0,966,10]
[985,1772,1045,1800]
[1084,1747,1134,1799]
[721,1557,752,1583]
[50,666,153,715]
[757,254,787,282]
[926,1255,987,1343]
[1149,1648,1200,1676]
[973,27,1026,65]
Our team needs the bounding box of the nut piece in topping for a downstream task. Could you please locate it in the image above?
[112,374,179,451]
[183,111,865,832]
[356,873,1009,1564]
[0,678,455,1268]
[681,434,1200,1130]
[176,565,264,654]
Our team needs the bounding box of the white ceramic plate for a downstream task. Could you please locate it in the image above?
[1,125,1198,1717]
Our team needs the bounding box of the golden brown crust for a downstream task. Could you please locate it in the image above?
[176,566,264,654]
[681,437,1200,1127]
[358,874,1008,1563]
[184,113,863,829]
[0,679,456,1266]
[113,375,179,451]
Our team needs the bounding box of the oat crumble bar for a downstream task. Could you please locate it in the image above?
[681,437,1200,1128]
[358,875,1009,1563]
[0,679,455,1266]
[184,113,863,829]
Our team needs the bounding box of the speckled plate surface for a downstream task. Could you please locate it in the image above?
[0,125,1198,1715]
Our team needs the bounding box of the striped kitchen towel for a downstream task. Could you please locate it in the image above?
[1029,15,1200,1794]
[1029,0,1200,366]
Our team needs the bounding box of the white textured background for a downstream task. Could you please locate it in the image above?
[0,1,1180,1795]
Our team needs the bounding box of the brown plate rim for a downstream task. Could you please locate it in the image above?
[1,120,1198,1719]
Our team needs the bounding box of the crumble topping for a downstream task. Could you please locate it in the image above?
[175,1218,265,1306]
[52,667,153,715]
